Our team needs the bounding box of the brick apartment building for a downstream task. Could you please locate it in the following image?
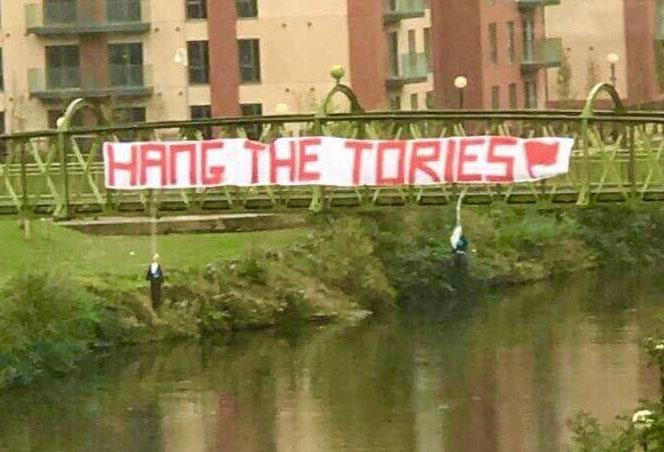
[0,0,561,134]
[546,0,664,109]
[432,0,561,110]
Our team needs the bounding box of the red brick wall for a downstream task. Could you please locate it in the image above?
[347,0,387,110]
[432,0,483,108]
[208,0,241,116]
[624,0,664,106]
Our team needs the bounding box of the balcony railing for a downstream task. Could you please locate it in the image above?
[384,0,427,25]
[522,38,563,70]
[29,65,153,100]
[386,52,430,87]
[26,0,150,36]
[517,0,561,9]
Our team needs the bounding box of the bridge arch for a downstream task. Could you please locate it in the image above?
[57,98,112,132]
[581,82,625,118]
[319,66,365,116]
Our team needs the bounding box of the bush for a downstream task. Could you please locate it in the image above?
[0,272,100,388]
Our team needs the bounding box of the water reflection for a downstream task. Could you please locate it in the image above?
[0,271,661,452]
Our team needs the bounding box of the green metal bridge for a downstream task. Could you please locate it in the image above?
[2,74,664,219]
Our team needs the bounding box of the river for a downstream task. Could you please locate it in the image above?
[0,271,662,451]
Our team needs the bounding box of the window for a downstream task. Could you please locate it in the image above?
[489,23,498,65]
[0,49,4,91]
[408,30,416,54]
[389,93,401,110]
[524,78,538,108]
[108,42,143,87]
[388,32,399,77]
[426,91,435,109]
[509,83,518,109]
[659,0,664,39]
[187,41,209,84]
[0,112,5,158]
[240,103,263,140]
[186,0,207,19]
[523,15,535,62]
[410,93,419,111]
[238,39,261,83]
[111,107,145,140]
[44,0,76,25]
[113,107,146,124]
[424,28,432,71]
[190,105,212,139]
[507,22,515,64]
[491,86,500,109]
[108,0,141,23]
[47,108,83,129]
[236,0,257,18]
[46,45,80,89]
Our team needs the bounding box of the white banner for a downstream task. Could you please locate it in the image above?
[103,136,574,190]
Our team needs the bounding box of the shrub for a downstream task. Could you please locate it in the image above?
[0,272,100,388]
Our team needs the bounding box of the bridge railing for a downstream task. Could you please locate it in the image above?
[0,103,663,217]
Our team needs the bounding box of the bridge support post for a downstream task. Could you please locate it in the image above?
[57,129,71,219]
[579,82,627,206]
[19,141,31,239]
[628,125,637,201]
[19,141,29,214]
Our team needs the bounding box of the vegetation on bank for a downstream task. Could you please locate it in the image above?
[568,338,664,451]
[371,205,664,307]
[0,217,393,389]
[3,204,664,390]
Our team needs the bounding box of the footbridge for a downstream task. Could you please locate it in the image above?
[1,73,663,218]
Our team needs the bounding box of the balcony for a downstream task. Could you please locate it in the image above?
[517,0,561,9]
[384,0,427,25]
[386,53,430,88]
[26,0,150,36]
[29,65,153,100]
[521,38,563,71]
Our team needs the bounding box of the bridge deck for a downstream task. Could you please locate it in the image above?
[1,108,663,217]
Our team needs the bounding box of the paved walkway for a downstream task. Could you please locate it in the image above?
[58,213,308,235]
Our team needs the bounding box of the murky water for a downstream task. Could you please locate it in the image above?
[1,271,663,452]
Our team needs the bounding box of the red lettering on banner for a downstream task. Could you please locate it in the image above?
[244,141,268,184]
[201,141,225,185]
[444,139,457,182]
[345,140,373,185]
[298,138,321,182]
[140,143,168,186]
[457,138,484,182]
[408,141,441,184]
[524,140,560,178]
[170,143,197,185]
[270,141,296,183]
[486,137,516,183]
[376,141,406,185]
[106,143,138,187]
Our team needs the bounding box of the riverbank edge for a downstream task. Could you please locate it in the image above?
[3,204,663,390]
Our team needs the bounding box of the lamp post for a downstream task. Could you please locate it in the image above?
[454,76,468,109]
[606,52,619,86]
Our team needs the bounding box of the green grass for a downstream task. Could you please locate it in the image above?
[0,219,309,286]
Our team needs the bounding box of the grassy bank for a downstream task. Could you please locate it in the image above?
[0,219,307,287]
[0,217,394,389]
[3,204,664,390]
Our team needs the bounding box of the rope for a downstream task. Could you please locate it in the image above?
[450,188,468,250]
[456,188,468,227]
